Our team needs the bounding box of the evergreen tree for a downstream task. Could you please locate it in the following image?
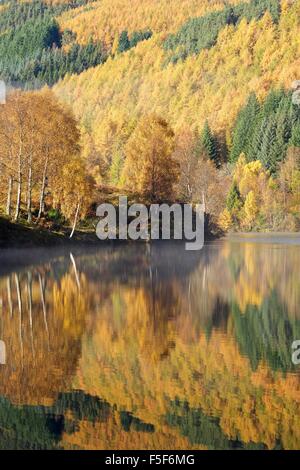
[163,0,281,62]
[130,30,152,48]
[290,123,300,147]
[230,93,261,163]
[118,31,130,53]
[201,121,219,167]
[257,116,277,172]
[262,88,286,116]
[230,89,300,173]
[247,116,267,161]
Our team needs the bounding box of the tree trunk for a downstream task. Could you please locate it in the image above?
[6,177,13,217]
[202,191,206,213]
[70,201,80,238]
[14,179,21,221]
[27,161,32,223]
[37,157,48,221]
[14,144,23,222]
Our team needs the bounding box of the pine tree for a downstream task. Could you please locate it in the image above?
[247,117,267,161]
[290,123,300,147]
[230,93,261,163]
[262,89,285,117]
[118,31,130,53]
[258,116,277,173]
[257,108,291,174]
[201,121,219,167]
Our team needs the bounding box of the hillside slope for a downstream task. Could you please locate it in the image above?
[54,1,300,165]
[1,0,299,234]
[58,0,242,46]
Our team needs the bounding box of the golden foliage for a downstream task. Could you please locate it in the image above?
[0,267,87,405]
[54,1,300,179]
[122,115,178,202]
[1,243,300,448]
[0,89,81,222]
[58,0,241,47]
[219,208,233,231]
[230,154,281,230]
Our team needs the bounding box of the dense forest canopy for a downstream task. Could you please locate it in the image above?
[0,0,299,234]
[0,0,105,86]
[163,0,281,63]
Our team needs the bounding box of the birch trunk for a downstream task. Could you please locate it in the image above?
[6,177,12,217]
[27,159,32,223]
[14,146,22,221]
[37,156,48,221]
[70,201,80,238]
[14,174,21,221]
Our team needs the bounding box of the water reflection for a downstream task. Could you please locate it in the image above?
[0,239,299,449]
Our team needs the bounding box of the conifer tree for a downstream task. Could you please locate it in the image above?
[118,31,130,53]
[290,123,300,147]
[257,117,277,172]
[201,121,219,167]
[230,93,261,163]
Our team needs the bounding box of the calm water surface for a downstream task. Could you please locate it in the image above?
[0,236,299,450]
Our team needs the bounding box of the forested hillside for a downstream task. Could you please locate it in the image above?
[0,0,106,86]
[0,0,299,234]
[58,0,242,45]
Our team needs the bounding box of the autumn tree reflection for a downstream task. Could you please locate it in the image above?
[0,256,88,405]
[0,242,300,449]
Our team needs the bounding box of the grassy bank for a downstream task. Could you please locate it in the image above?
[0,206,217,248]
[0,216,98,248]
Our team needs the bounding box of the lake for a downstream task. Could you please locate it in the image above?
[0,235,299,450]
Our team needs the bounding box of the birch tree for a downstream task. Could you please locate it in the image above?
[0,91,28,220]
[55,157,94,238]
[122,115,179,203]
[0,89,80,223]
[34,90,80,222]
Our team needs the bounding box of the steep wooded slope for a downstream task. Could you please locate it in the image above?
[54,1,300,167]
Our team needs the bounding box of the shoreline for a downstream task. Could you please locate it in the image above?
[1,217,300,251]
